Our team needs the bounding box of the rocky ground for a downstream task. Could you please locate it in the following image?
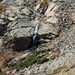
[0,0,75,75]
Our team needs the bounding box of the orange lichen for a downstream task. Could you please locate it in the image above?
[28,6,33,8]
[37,0,41,1]
[41,54,51,59]
[0,5,6,10]
[22,51,24,54]
[48,1,52,2]
[0,5,6,14]
[59,13,62,15]
[65,11,67,12]
[42,15,47,19]
[15,4,18,6]
[48,16,52,18]
[0,10,3,14]
[61,16,65,19]
[43,0,48,2]
[32,26,35,28]
[7,4,13,6]
[51,50,58,53]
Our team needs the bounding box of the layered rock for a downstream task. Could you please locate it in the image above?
[2,0,61,51]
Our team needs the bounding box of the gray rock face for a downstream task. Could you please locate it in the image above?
[2,1,60,51]
[2,0,15,4]
[3,17,34,51]
[2,0,74,52]
[3,15,59,51]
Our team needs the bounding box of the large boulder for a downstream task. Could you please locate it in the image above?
[3,15,59,51]
[3,17,39,51]
[3,2,60,51]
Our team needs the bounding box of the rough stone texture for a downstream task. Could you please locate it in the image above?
[2,0,15,4]
[0,19,7,36]
[2,0,61,51]
[3,17,34,51]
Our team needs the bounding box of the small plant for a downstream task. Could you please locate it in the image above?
[24,0,27,2]
[65,69,70,72]
[0,68,2,72]
[37,56,42,59]
[13,55,36,69]
[51,57,56,60]
[1,17,6,21]
[28,59,37,66]
[21,13,31,17]
[21,13,26,15]
[38,58,49,64]
[33,50,45,55]
[19,74,24,75]
[26,15,31,17]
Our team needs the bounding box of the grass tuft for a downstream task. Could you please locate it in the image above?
[65,69,70,72]
[33,50,45,55]
[21,13,31,17]
[38,58,49,64]
[51,57,56,60]
[24,0,27,2]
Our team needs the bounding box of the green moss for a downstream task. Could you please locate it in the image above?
[13,55,36,69]
[13,50,46,70]
[65,69,70,72]
[24,0,27,2]
[38,58,49,64]
[21,13,26,15]
[33,50,45,55]
[37,56,42,59]
[1,17,6,20]
[26,15,31,17]
[51,57,56,60]
[19,74,24,75]
[28,59,37,66]
[21,13,31,17]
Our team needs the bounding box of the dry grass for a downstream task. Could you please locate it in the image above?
[7,4,13,6]
[41,54,51,59]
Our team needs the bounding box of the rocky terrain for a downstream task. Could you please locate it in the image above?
[0,0,75,75]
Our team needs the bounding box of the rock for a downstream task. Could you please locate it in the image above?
[0,0,3,2]
[53,0,59,2]
[6,71,11,74]
[0,19,7,36]
[3,17,39,51]
[2,0,15,4]
[12,69,17,74]
[14,0,24,5]
[37,2,48,15]
[3,16,59,51]
[21,7,34,15]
